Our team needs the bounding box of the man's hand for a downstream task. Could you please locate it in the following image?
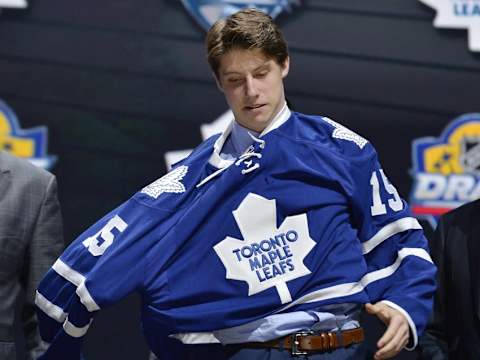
[365,302,410,360]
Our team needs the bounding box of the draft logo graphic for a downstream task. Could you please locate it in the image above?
[419,0,480,52]
[410,113,480,224]
[0,100,56,169]
[181,0,299,30]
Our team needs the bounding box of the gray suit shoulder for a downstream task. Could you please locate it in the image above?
[0,151,55,192]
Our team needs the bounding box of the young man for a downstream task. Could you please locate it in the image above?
[35,9,435,360]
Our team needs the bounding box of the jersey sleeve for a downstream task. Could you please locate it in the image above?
[34,195,174,359]
[348,143,436,350]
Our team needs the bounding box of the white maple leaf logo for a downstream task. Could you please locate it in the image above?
[214,193,316,304]
[322,117,368,149]
[141,165,188,199]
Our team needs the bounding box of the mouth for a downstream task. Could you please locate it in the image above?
[244,104,266,111]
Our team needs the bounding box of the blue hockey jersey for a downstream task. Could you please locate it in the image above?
[35,111,436,359]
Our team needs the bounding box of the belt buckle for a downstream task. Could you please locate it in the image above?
[291,330,314,356]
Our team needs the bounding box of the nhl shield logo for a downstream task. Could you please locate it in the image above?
[460,136,480,174]
[181,0,300,31]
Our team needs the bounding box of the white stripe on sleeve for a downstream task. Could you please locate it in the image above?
[63,318,92,338]
[35,290,68,323]
[52,259,85,286]
[280,247,432,311]
[362,217,422,255]
[76,281,100,312]
[51,259,100,312]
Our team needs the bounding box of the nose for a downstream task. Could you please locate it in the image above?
[245,75,259,98]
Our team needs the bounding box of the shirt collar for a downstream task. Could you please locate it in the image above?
[229,121,260,157]
[209,102,291,168]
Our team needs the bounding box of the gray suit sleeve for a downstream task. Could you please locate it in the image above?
[21,175,64,360]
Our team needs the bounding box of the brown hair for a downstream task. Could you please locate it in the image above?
[206,8,289,76]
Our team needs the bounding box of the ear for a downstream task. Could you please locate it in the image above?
[281,56,290,78]
[213,72,224,93]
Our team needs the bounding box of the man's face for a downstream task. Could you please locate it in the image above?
[215,48,289,133]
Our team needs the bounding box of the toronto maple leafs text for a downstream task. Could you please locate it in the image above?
[231,230,298,282]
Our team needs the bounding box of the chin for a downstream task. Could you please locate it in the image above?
[249,115,269,125]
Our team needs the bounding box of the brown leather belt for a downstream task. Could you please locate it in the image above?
[241,328,364,355]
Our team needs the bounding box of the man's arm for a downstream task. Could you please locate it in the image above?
[21,176,64,360]
[359,206,435,359]
[35,191,175,359]
[345,142,436,359]
[357,196,435,358]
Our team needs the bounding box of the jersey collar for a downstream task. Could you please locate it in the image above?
[209,102,291,168]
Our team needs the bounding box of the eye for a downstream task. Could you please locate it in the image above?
[254,70,268,78]
[227,77,242,84]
